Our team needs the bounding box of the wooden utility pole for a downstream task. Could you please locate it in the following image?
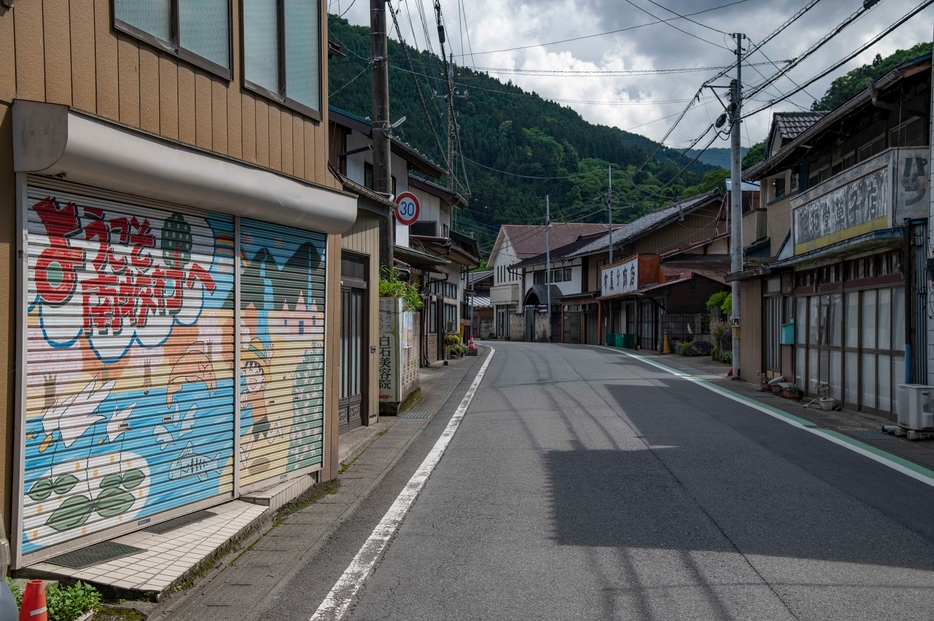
[371,0,393,269]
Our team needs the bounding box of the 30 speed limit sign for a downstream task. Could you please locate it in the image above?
[395,192,420,226]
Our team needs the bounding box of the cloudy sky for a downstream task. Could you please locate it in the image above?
[328,0,934,152]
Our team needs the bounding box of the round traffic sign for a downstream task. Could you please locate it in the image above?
[395,192,420,226]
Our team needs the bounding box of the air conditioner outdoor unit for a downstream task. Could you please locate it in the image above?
[896,384,934,431]
[446,321,456,333]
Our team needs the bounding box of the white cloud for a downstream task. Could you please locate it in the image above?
[331,0,934,150]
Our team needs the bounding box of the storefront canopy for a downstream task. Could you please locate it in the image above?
[13,101,358,234]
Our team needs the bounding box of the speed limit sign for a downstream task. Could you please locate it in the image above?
[395,192,420,226]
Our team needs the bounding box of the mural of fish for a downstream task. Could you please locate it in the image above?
[168,442,223,482]
[165,343,217,407]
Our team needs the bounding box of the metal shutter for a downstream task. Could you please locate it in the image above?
[21,182,236,559]
[238,218,326,491]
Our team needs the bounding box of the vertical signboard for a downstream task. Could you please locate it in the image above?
[22,185,236,559]
[378,297,401,402]
[238,219,327,490]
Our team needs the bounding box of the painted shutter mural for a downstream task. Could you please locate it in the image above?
[22,184,236,557]
[238,218,326,490]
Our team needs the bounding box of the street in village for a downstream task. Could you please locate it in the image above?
[152,342,934,621]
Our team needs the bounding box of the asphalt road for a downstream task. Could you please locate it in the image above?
[267,342,934,620]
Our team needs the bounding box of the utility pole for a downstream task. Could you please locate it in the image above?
[446,54,457,190]
[546,195,552,343]
[607,167,613,340]
[371,0,393,269]
[729,32,745,379]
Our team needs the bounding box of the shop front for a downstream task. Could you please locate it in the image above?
[12,104,355,566]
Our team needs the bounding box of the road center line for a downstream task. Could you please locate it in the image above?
[601,346,934,488]
[309,348,496,621]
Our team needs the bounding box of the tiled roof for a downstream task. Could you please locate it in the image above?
[568,190,721,258]
[502,223,618,258]
[511,231,614,269]
[774,112,827,142]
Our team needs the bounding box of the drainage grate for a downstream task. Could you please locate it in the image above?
[48,542,145,569]
[143,510,217,534]
[400,411,432,419]
[844,429,900,441]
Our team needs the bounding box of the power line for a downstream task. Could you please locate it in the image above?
[624,0,730,51]
[640,0,729,36]
[450,0,752,58]
[466,60,784,77]
[742,0,934,120]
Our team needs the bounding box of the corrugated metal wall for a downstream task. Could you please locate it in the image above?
[740,279,763,381]
[22,181,236,558]
[238,219,326,491]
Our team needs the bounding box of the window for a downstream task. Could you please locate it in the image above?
[444,303,457,330]
[242,0,321,119]
[364,163,373,189]
[859,135,886,162]
[429,301,437,333]
[772,176,786,200]
[890,117,924,148]
[114,0,232,79]
[411,221,438,236]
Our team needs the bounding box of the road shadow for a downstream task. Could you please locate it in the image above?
[542,380,934,572]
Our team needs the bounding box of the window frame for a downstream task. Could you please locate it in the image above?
[240,0,324,122]
[113,0,234,81]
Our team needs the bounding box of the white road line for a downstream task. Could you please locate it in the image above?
[310,348,496,621]
[604,346,934,488]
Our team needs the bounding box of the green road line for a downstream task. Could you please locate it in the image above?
[817,429,934,479]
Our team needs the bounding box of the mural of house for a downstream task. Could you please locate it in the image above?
[0,0,357,568]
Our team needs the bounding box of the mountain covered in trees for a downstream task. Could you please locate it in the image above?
[327,15,717,250]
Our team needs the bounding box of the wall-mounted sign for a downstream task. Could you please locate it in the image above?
[395,192,420,226]
[601,257,639,297]
[792,166,888,254]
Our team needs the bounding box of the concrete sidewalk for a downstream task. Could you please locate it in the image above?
[631,348,934,471]
[21,348,487,613]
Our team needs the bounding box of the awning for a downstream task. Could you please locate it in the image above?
[766,228,904,271]
[13,101,358,234]
[393,244,450,269]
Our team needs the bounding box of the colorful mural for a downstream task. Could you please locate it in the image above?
[23,188,236,556]
[237,219,326,488]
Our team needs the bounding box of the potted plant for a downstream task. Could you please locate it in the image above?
[781,384,801,400]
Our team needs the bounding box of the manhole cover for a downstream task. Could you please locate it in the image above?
[844,429,900,441]
[143,510,217,534]
[400,411,432,419]
[48,542,145,568]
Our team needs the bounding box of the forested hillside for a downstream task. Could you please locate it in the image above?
[812,42,932,111]
[327,15,714,250]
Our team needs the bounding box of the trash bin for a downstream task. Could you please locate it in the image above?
[614,333,625,347]
[621,333,635,349]
[606,333,618,346]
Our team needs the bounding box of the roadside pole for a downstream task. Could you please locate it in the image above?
[730,32,745,379]
[546,195,552,343]
[371,0,393,269]
[607,167,613,341]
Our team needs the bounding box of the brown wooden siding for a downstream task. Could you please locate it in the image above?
[767,197,792,256]
[631,202,727,256]
[740,278,763,381]
[341,211,381,426]
[0,100,14,537]
[1,0,338,190]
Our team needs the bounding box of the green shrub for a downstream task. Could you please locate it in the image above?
[710,320,729,344]
[6,578,21,609]
[379,267,423,311]
[46,581,101,621]
[721,351,733,364]
[444,334,461,346]
[678,340,690,356]
[711,346,720,359]
[706,291,732,314]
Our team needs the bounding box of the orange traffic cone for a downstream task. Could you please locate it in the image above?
[467,334,477,356]
[19,580,47,621]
